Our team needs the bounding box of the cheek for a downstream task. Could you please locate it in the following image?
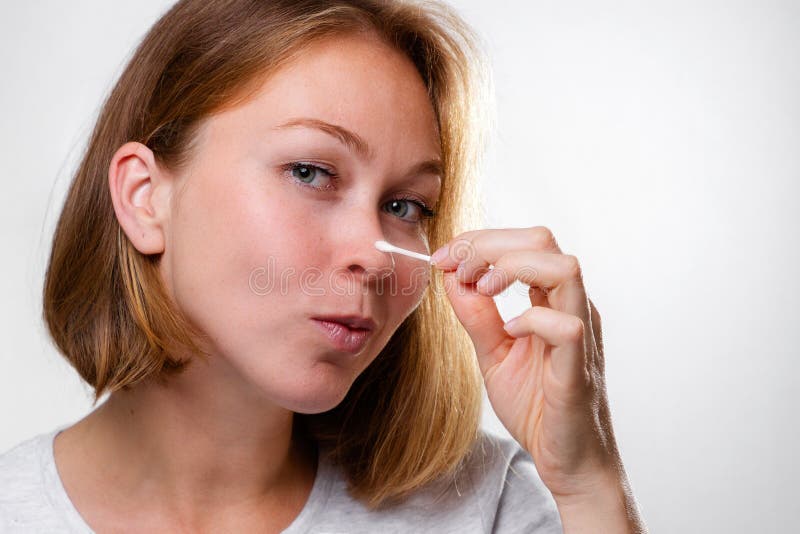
[162,169,320,346]
[389,259,431,311]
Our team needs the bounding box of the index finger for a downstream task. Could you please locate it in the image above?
[430,226,563,270]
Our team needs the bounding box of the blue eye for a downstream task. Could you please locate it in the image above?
[383,197,436,223]
[285,162,336,190]
[282,161,436,223]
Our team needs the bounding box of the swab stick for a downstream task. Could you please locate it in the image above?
[374,240,432,263]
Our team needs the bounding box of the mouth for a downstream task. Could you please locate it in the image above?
[310,315,376,354]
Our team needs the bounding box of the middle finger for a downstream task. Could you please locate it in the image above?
[433,226,564,278]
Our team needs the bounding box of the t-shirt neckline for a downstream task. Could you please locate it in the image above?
[41,424,333,533]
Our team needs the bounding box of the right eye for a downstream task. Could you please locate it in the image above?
[282,162,338,191]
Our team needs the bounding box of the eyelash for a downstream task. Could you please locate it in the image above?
[281,161,437,221]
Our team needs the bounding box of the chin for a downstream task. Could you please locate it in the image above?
[284,391,350,415]
[275,364,356,415]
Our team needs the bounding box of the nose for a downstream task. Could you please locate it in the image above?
[332,211,395,286]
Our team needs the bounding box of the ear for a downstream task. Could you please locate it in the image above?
[108,142,173,255]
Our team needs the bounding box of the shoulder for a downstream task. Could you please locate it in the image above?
[452,428,563,533]
[0,428,71,532]
[312,428,562,533]
[0,431,49,499]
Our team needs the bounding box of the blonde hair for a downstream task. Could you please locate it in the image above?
[43,0,493,509]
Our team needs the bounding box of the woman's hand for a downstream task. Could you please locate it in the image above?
[431,226,645,531]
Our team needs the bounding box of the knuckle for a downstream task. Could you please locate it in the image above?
[450,235,477,262]
[561,317,585,342]
[562,254,582,279]
[505,251,539,284]
[529,225,558,250]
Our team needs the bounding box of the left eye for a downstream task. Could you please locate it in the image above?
[382,198,435,223]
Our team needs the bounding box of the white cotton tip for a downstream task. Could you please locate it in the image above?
[374,240,432,263]
[374,240,396,253]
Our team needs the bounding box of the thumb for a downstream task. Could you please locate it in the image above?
[441,271,509,375]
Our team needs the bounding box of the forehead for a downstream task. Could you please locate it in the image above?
[208,32,441,161]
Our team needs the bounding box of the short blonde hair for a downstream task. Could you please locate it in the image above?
[43,0,493,509]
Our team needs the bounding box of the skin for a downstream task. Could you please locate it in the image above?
[56,31,440,532]
[431,229,647,532]
[54,30,646,533]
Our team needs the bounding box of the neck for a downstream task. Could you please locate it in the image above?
[61,357,317,511]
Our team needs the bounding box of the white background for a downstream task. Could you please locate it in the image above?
[1,1,798,532]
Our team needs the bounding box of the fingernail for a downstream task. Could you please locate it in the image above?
[430,244,450,265]
[503,316,523,336]
[476,269,495,292]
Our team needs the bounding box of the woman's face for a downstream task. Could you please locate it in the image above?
[159,32,441,413]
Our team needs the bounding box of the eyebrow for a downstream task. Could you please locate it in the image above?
[273,117,443,181]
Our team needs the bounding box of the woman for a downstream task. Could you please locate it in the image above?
[0,0,646,532]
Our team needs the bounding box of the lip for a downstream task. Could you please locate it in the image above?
[311,316,376,354]
[312,315,377,331]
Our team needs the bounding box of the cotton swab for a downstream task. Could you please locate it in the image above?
[374,240,431,263]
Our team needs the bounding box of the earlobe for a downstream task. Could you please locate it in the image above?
[108,141,169,255]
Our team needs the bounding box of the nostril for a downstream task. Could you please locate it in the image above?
[348,253,394,280]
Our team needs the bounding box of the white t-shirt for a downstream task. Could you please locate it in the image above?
[0,424,563,533]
